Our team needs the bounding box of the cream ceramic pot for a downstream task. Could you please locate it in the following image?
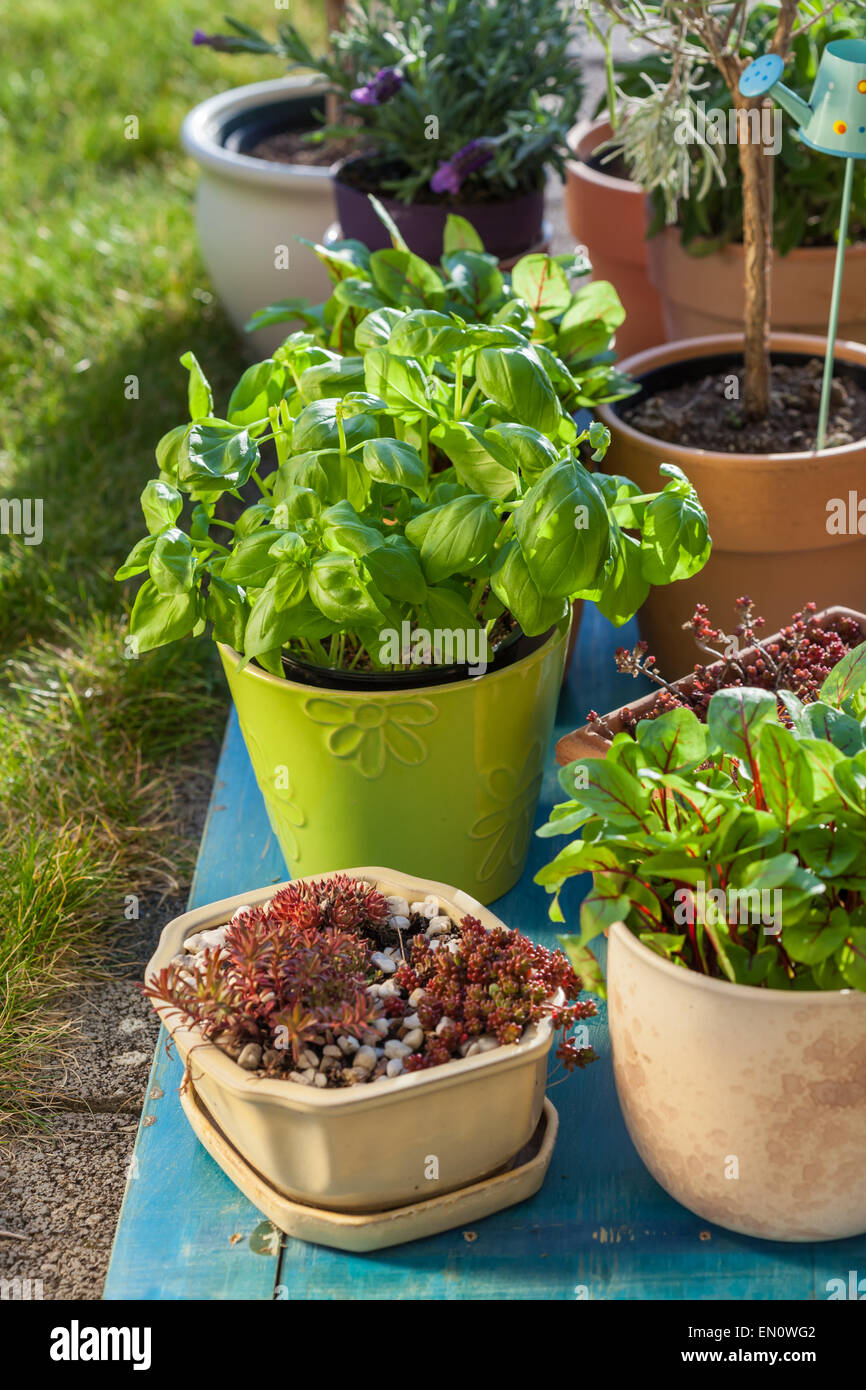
[607,922,866,1241]
[181,78,336,357]
[148,869,557,1214]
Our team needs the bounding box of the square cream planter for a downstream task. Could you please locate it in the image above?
[608,922,866,1241]
[147,868,557,1213]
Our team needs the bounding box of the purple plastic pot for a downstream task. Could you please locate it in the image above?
[334,157,544,262]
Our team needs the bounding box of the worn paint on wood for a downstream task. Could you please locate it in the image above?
[105,606,866,1300]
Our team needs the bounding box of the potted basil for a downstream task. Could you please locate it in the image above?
[117,230,709,902]
[537,663,866,1241]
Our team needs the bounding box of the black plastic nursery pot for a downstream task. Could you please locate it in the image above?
[278,623,549,692]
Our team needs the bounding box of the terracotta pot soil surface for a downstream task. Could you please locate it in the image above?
[556,604,866,765]
[247,130,357,166]
[623,357,866,454]
[585,146,630,182]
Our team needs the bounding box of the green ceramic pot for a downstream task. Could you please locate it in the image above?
[218,617,569,904]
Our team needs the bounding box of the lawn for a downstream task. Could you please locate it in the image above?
[0,0,320,1127]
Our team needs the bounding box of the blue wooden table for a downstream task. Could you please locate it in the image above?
[104,605,866,1300]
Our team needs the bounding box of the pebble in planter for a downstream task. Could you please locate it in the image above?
[145,869,596,1216]
[538,680,866,1240]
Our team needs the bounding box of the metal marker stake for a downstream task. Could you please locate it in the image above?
[818,154,855,452]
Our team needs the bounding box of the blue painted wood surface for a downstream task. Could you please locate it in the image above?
[104,604,866,1300]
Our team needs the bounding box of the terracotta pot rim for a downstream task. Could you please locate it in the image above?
[610,922,865,1003]
[599,331,866,463]
[217,617,569,699]
[565,117,643,198]
[555,604,866,766]
[650,224,866,262]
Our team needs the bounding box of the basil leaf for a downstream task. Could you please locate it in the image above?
[180,349,214,419]
[430,421,517,502]
[115,534,157,581]
[388,310,466,358]
[180,419,260,491]
[490,539,568,638]
[227,359,286,426]
[141,480,183,535]
[129,579,199,653]
[475,346,560,434]
[362,438,428,495]
[309,553,386,625]
[149,527,196,595]
[369,248,446,310]
[206,575,249,649]
[514,460,612,598]
[405,495,499,584]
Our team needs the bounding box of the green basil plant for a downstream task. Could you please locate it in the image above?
[118,215,711,676]
[537,643,866,997]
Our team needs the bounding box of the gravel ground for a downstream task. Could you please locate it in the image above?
[0,754,219,1301]
[0,45,625,1303]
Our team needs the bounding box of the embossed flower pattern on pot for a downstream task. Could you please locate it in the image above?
[470,744,544,882]
[305,697,439,779]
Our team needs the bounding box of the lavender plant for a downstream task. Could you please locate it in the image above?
[193,0,583,203]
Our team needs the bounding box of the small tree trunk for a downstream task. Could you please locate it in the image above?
[325,0,346,126]
[736,99,773,419]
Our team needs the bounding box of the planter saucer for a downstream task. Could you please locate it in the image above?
[180,1083,558,1253]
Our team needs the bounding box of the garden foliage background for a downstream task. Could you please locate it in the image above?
[0,0,319,1128]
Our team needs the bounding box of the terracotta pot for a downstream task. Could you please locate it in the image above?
[555,605,866,767]
[597,333,866,674]
[333,157,545,262]
[608,922,866,1241]
[147,869,560,1214]
[563,118,665,360]
[648,226,866,343]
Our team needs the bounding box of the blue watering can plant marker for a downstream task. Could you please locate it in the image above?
[740,39,866,452]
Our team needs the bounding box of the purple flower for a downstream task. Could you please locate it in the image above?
[430,139,496,195]
[192,29,234,50]
[351,67,403,107]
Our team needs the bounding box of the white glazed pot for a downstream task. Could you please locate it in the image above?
[181,78,336,356]
[607,922,866,1241]
[148,868,557,1213]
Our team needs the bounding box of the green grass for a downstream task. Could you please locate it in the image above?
[0,0,322,1128]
